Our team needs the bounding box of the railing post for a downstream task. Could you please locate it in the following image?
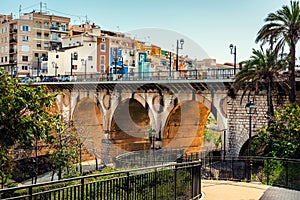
[285,158,289,187]
[126,172,130,200]
[266,158,270,185]
[81,177,84,200]
[174,165,177,200]
[154,169,157,200]
[192,161,201,198]
[29,186,33,200]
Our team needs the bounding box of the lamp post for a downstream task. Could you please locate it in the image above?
[71,52,78,76]
[81,59,87,81]
[229,44,237,75]
[176,39,184,71]
[52,61,58,77]
[113,48,118,80]
[37,57,41,77]
[10,60,17,77]
[245,101,256,182]
[152,129,156,165]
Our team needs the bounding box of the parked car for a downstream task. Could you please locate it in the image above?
[42,76,59,82]
[20,77,34,83]
[60,75,70,82]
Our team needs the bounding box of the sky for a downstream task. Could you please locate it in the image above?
[0,0,293,64]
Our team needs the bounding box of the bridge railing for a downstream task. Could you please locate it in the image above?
[46,68,236,82]
[0,161,202,200]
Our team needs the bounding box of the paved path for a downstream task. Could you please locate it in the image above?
[201,180,300,200]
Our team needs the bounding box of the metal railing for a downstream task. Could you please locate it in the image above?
[113,149,186,168]
[74,69,236,82]
[0,161,202,200]
[33,68,237,83]
[201,155,300,190]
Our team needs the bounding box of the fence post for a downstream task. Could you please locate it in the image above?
[192,161,201,198]
[126,172,130,200]
[154,169,157,200]
[174,165,177,200]
[81,177,84,200]
[285,159,288,187]
[266,158,269,185]
[29,186,33,200]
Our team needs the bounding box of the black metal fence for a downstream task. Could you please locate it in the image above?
[201,155,300,190]
[0,161,202,200]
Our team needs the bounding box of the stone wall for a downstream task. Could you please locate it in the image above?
[226,91,292,157]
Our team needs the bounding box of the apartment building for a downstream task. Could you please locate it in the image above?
[0,11,70,77]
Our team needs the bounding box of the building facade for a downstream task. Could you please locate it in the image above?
[0,11,70,77]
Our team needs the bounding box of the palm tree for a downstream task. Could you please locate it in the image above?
[256,1,300,103]
[233,48,288,119]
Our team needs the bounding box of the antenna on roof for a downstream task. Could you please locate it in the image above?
[19,5,21,18]
[40,1,42,13]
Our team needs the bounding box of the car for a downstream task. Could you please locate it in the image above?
[42,76,59,82]
[20,77,34,83]
[60,75,70,82]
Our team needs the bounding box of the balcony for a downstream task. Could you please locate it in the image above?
[9,38,17,43]
[9,49,17,54]
[50,26,69,32]
[9,29,17,34]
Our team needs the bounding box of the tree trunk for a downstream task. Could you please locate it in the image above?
[289,42,296,103]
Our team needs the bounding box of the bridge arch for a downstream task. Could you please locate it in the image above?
[72,97,104,158]
[163,100,210,153]
[109,97,156,157]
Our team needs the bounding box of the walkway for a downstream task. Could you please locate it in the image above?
[201,180,300,200]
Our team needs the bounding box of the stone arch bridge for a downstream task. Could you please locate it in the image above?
[43,79,271,163]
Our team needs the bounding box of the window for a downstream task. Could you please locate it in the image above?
[1,57,3,62]
[88,56,93,61]
[35,53,39,57]
[36,21,41,26]
[44,22,49,27]
[20,25,30,32]
[44,33,49,38]
[22,56,28,62]
[22,35,29,42]
[21,45,29,52]
[100,55,105,65]
[100,65,104,73]
[37,32,42,37]
[44,43,49,48]
[56,54,59,59]
[100,43,106,52]
[37,43,41,48]
[22,66,28,70]
[61,24,66,31]
[4,57,7,62]
[72,65,77,70]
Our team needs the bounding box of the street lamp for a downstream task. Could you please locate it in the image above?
[229,44,237,75]
[37,57,42,77]
[81,59,87,81]
[245,101,256,182]
[71,52,78,76]
[176,39,184,71]
[10,60,17,77]
[52,61,58,77]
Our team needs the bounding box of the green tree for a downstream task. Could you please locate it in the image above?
[252,104,300,158]
[233,48,288,118]
[0,70,63,185]
[256,1,300,103]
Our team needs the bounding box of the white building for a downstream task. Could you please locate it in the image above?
[47,33,98,77]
